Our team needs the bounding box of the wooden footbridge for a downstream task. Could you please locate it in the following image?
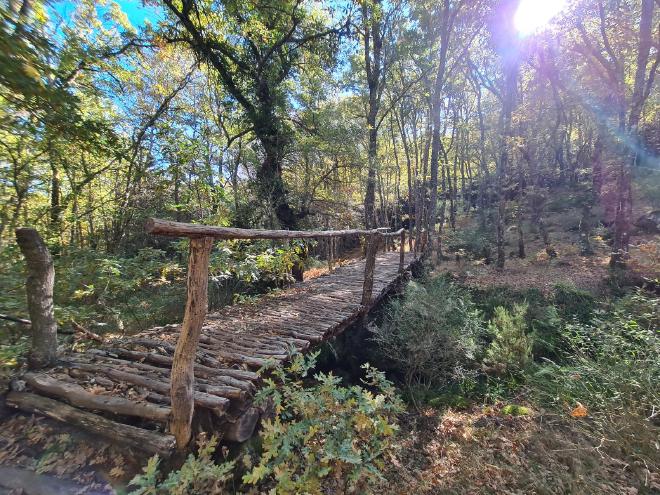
[7,220,423,455]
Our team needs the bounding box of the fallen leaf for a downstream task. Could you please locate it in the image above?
[570,403,588,418]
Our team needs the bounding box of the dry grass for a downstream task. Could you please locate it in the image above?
[380,404,659,495]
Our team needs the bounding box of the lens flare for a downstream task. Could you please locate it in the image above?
[514,0,567,36]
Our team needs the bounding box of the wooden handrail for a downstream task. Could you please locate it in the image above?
[147,218,381,240]
[147,217,408,450]
[379,228,405,238]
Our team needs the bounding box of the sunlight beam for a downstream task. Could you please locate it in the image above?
[514,0,567,37]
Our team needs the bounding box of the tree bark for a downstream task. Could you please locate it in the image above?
[15,228,57,369]
[170,236,213,450]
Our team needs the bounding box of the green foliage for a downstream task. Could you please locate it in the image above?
[485,304,534,375]
[244,352,403,494]
[551,283,595,323]
[545,189,589,213]
[500,404,530,416]
[371,276,485,399]
[633,167,660,209]
[530,290,659,418]
[1,239,303,335]
[209,240,304,289]
[0,332,29,376]
[527,304,563,359]
[129,436,234,495]
[446,224,495,260]
[469,286,563,360]
[470,286,547,321]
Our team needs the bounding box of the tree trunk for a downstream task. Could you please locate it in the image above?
[170,236,213,450]
[15,228,57,369]
[496,57,519,269]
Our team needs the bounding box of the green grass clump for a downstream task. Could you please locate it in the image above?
[500,404,530,416]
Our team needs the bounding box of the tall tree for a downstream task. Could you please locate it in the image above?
[571,0,658,266]
[160,0,345,228]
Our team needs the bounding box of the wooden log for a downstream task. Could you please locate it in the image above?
[198,340,287,360]
[128,338,175,354]
[361,233,378,307]
[15,228,57,369]
[67,368,114,388]
[223,407,261,442]
[399,230,406,273]
[196,383,246,402]
[78,354,256,393]
[23,372,171,422]
[72,321,103,343]
[170,236,213,450]
[93,348,259,382]
[6,391,176,456]
[0,313,31,325]
[380,228,404,238]
[64,361,229,413]
[147,218,380,240]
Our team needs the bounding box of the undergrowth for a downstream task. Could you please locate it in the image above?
[130,353,402,495]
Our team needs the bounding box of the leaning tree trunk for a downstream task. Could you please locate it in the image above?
[15,228,57,369]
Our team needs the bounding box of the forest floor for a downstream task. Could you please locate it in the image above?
[378,201,659,495]
[382,402,658,495]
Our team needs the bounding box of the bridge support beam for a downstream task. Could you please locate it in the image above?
[170,236,214,450]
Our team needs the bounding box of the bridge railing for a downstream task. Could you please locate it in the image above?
[145,218,411,449]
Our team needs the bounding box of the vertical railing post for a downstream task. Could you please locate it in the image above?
[399,230,405,273]
[361,233,377,307]
[327,237,334,272]
[170,236,213,450]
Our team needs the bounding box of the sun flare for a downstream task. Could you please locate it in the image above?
[514,0,567,36]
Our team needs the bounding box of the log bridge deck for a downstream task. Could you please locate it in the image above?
[7,220,423,456]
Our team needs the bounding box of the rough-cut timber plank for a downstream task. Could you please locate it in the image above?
[6,392,175,455]
[23,372,171,422]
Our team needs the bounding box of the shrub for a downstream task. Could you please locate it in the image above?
[243,352,403,495]
[470,286,547,321]
[370,276,484,398]
[551,283,595,323]
[530,290,659,417]
[129,436,234,495]
[484,304,534,375]
[446,225,494,260]
[528,304,563,359]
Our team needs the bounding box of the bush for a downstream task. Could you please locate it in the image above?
[129,436,234,495]
[446,225,494,260]
[530,290,659,417]
[484,304,534,375]
[244,352,403,494]
[470,286,547,321]
[370,276,484,399]
[551,283,595,323]
[527,304,563,359]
